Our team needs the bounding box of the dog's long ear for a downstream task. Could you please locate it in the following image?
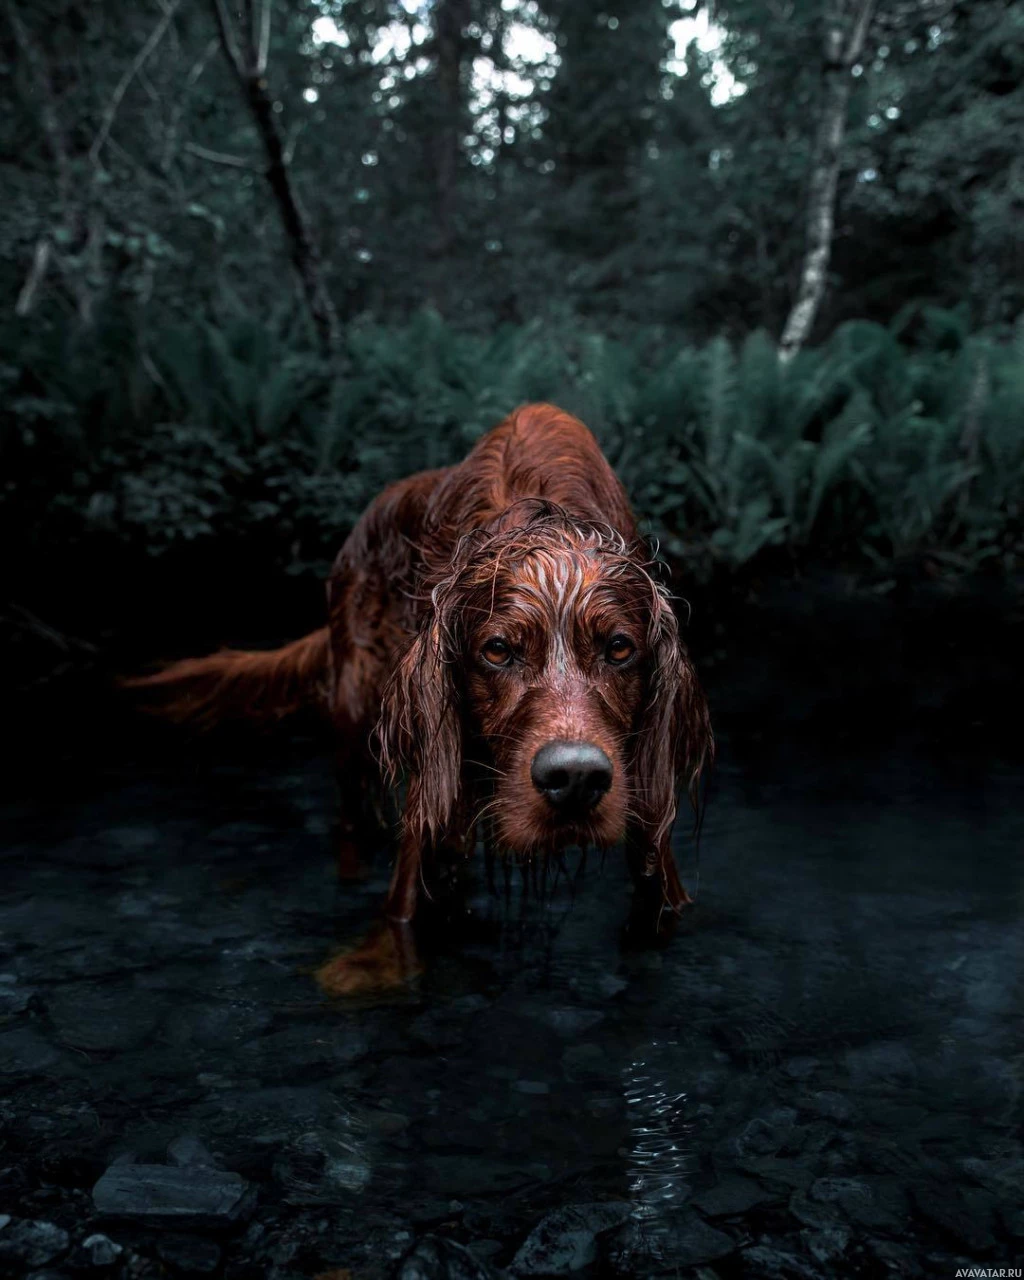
[633,591,714,851]
[377,617,463,847]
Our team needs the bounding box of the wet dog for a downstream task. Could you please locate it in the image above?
[131,405,713,985]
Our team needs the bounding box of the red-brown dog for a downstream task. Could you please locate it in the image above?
[134,404,713,966]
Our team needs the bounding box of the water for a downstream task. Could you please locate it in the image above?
[1,726,1022,1278]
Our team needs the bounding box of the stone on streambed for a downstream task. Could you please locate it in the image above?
[401,1234,508,1280]
[794,1091,856,1123]
[511,1202,633,1275]
[602,1212,735,1276]
[799,1223,850,1264]
[73,1233,123,1268]
[0,974,34,1015]
[92,1162,256,1225]
[910,1182,997,1253]
[156,1233,222,1273]
[272,1130,372,1203]
[692,1177,776,1217]
[166,1133,218,1168]
[45,986,162,1054]
[736,1244,827,1279]
[0,1219,70,1270]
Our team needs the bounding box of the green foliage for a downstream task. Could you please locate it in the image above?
[2,305,1020,585]
[5,0,1020,342]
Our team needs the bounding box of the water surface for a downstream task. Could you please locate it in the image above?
[1,726,1021,1278]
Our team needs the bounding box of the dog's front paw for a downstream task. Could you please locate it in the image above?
[315,920,422,997]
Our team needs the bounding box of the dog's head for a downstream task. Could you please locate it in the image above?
[378,506,712,857]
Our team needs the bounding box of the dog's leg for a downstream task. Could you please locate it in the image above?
[329,617,390,879]
[658,841,693,915]
[625,832,692,942]
[313,832,424,998]
[385,830,422,923]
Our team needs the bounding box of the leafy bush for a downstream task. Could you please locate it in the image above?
[2,303,1021,588]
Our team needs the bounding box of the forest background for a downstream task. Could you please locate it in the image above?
[2,0,1022,683]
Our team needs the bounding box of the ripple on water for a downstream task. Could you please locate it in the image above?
[619,1039,695,1266]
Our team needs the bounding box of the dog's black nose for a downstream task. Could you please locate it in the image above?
[531,740,613,814]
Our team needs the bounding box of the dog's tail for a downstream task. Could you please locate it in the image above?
[123,627,331,729]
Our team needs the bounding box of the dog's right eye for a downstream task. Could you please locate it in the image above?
[481,638,513,667]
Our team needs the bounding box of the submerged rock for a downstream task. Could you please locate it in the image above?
[166,1133,218,1168]
[844,1041,917,1086]
[799,1224,849,1264]
[156,1233,222,1273]
[511,1202,632,1274]
[45,986,161,1054]
[401,1234,507,1280]
[92,1163,256,1224]
[737,1244,826,1278]
[602,1213,734,1275]
[910,1183,996,1253]
[692,1177,775,1217]
[559,1043,608,1084]
[0,1218,70,1270]
[733,1108,799,1158]
[0,976,33,1015]
[74,1232,124,1268]
[795,1091,856,1124]
[273,1130,372,1203]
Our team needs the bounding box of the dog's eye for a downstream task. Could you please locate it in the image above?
[481,637,513,667]
[606,635,635,666]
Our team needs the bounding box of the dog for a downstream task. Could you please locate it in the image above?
[131,404,713,971]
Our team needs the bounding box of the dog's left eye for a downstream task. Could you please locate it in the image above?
[481,637,513,667]
[606,635,635,665]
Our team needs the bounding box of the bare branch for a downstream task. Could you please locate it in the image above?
[185,140,261,170]
[15,239,52,316]
[90,0,182,165]
[283,119,305,166]
[5,0,72,210]
[162,36,220,172]
[255,0,272,75]
[211,0,249,78]
[842,0,877,64]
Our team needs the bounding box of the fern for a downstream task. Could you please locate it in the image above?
[3,303,1021,581]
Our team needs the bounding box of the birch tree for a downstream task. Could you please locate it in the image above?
[779,0,876,360]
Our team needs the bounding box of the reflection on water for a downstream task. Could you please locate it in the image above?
[620,1039,694,1264]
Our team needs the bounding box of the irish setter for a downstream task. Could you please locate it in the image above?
[133,404,713,947]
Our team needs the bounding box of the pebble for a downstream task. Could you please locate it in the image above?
[80,1233,123,1266]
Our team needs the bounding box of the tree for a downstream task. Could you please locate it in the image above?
[779,0,876,360]
[210,0,339,352]
[5,0,181,323]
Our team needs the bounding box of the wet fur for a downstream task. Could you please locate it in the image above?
[129,404,713,924]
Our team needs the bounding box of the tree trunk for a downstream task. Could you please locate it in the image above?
[431,0,471,257]
[779,0,876,361]
[210,0,339,354]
